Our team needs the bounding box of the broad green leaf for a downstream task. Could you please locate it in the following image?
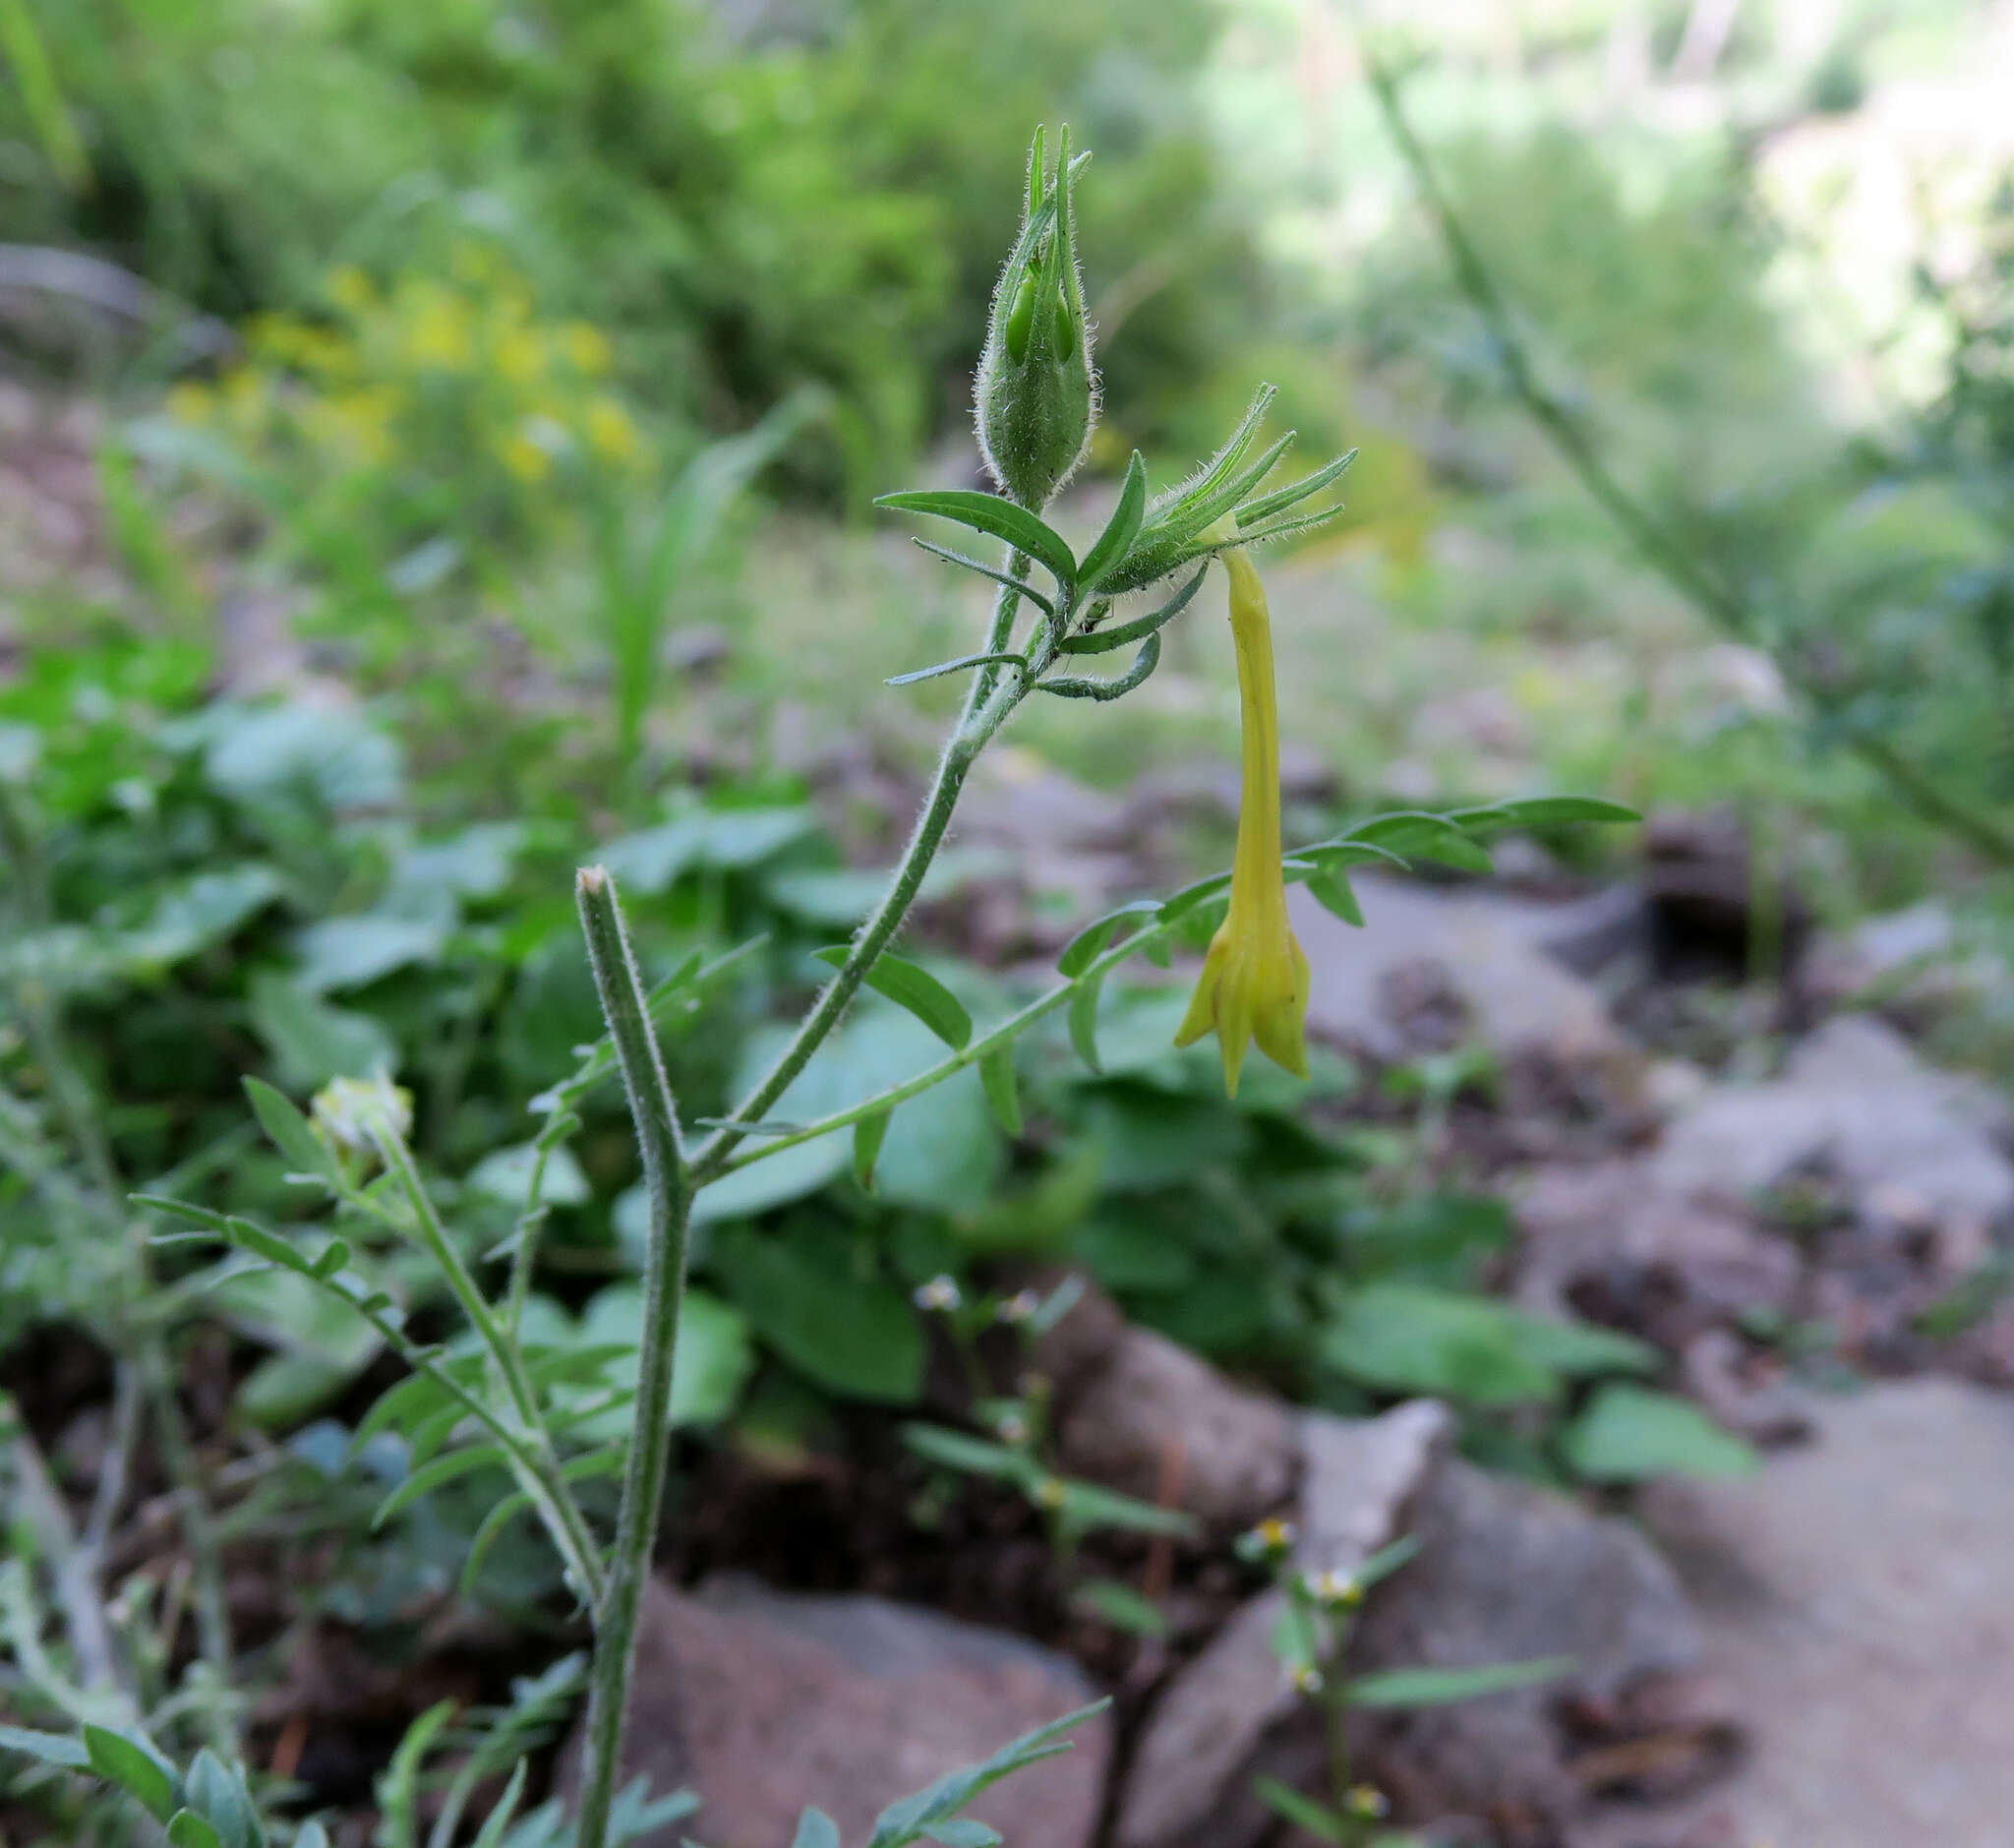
[250,974,396,1091]
[465,1142,590,1208]
[873,490,1077,593]
[291,913,447,994]
[82,1726,176,1822]
[1320,1284,1558,1406]
[714,1226,923,1403]
[1078,450,1148,590]
[978,1043,1022,1137]
[815,947,972,1050]
[1345,1656,1573,1709]
[565,1286,754,1436]
[123,864,282,971]
[242,1077,337,1184]
[203,700,402,810]
[854,1109,892,1192]
[1561,1385,1759,1483]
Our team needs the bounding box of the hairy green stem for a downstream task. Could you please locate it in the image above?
[573,867,694,1848]
[694,558,1043,1181]
[1365,54,2014,871]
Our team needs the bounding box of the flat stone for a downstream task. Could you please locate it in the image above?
[1292,876,1637,1081]
[1345,1459,1702,1826]
[1577,1379,2014,1848]
[562,1577,1109,1848]
[1649,1014,2014,1230]
[1052,1320,1298,1531]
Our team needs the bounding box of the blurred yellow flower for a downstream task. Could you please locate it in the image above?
[500,428,554,484]
[1173,546,1311,1097]
[584,395,643,466]
[562,321,613,376]
[493,324,544,385]
[326,265,376,314]
[405,285,475,370]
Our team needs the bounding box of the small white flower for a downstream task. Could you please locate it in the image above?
[311,1073,412,1154]
[995,1288,1040,1325]
[913,1275,963,1313]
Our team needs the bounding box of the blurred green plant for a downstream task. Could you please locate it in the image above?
[2,125,1655,1847]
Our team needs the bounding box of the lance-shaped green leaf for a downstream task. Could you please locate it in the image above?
[1077,449,1147,591]
[1037,633,1160,701]
[1347,811,1495,872]
[886,652,1027,688]
[242,1077,338,1187]
[1307,866,1363,925]
[179,1753,262,1848]
[82,1727,176,1822]
[854,1109,892,1192]
[1235,447,1358,527]
[1068,970,1106,1073]
[910,539,1056,618]
[979,1043,1023,1137]
[371,1444,511,1530]
[1058,564,1209,656]
[814,947,972,1050]
[874,490,1077,595]
[1451,797,1641,832]
[864,1701,1111,1848]
[0,1725,89,1768]
[1344,1655,1573,1709]
[1055,899,1160,977]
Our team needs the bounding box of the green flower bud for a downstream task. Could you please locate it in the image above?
[976,126,1097,509]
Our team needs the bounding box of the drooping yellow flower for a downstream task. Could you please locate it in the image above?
[1173,545,1311,1097]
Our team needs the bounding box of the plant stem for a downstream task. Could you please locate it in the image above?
[573,866,694,1848]
[693,560,1039,1181]
[1365,54,2014,871]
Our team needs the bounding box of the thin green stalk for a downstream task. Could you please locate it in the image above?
[572,866,694,1848]
[1364,54,2014,870]
[711,918,1162,1175]
[367,1122,606,1604]
[693,559,1042,1181]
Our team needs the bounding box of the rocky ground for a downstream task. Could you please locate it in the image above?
[564,769,2014,1848]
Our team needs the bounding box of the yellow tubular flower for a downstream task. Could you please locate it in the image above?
[1173,546,1311,1097]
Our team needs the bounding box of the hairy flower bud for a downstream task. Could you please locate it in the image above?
[975,127,1097,509]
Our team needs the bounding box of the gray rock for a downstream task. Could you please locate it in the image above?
[1649,1014,2014,1231]
[1345,1459,1702,1825]
[1052,1321,1298,1531]
[1291,876,1638,1082]
[562,1577,1109,1848]
[1113,1401,1453,1848]
[1578,1379,2014,1848]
